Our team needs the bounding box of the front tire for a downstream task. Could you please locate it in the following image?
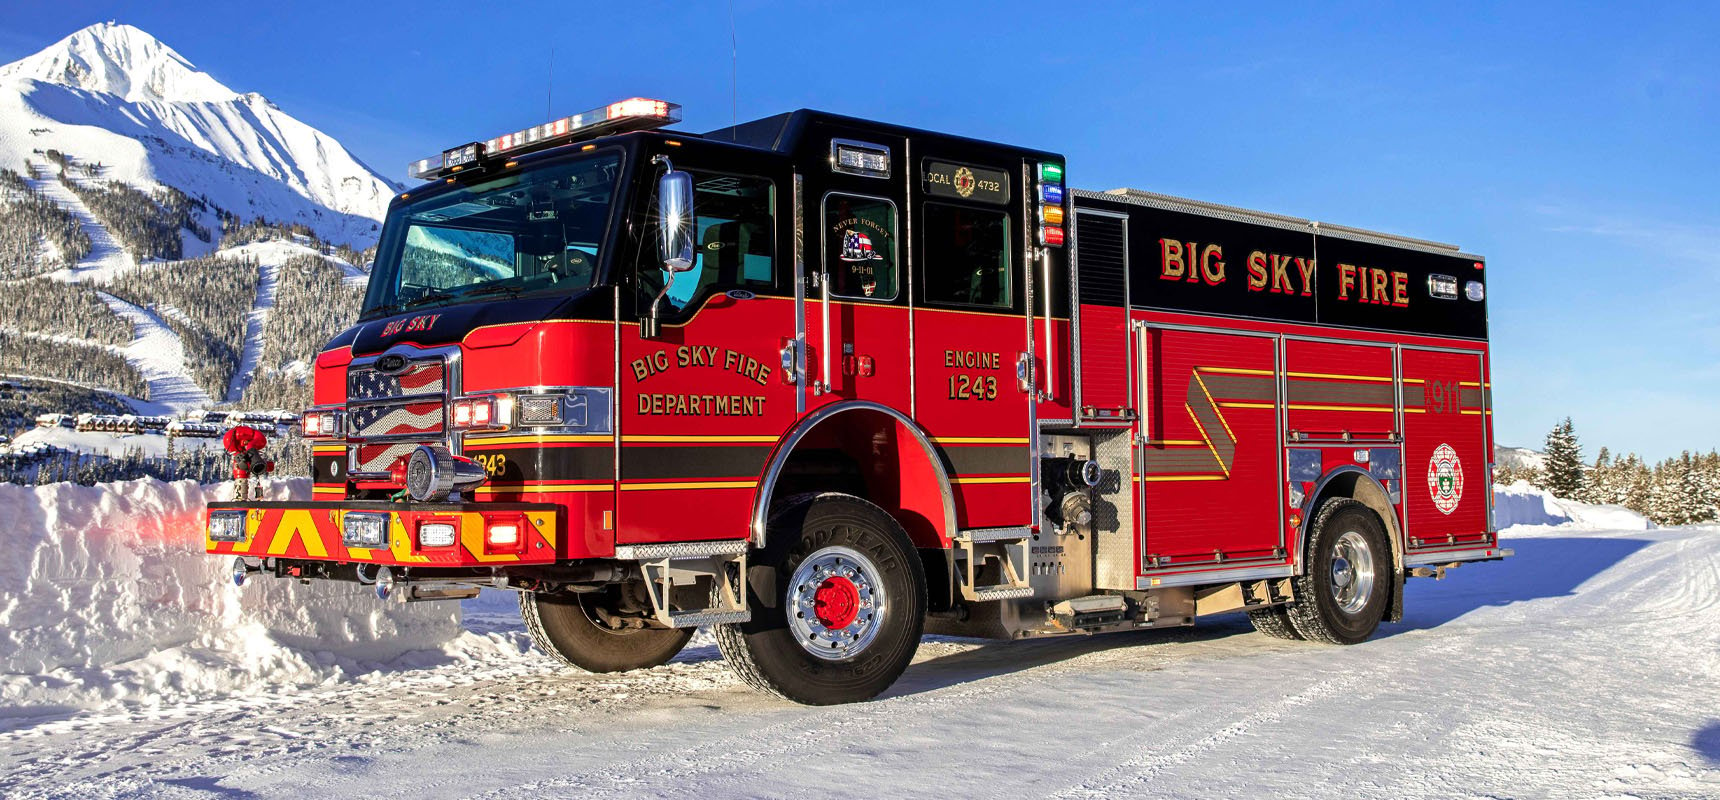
[520,590,694,673]
[715,493,926,705]
[1286,498,1392,645]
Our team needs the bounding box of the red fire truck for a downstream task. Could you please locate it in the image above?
[207,98,1507,705]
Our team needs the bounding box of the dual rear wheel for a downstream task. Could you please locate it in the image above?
[1249,498,1393,644]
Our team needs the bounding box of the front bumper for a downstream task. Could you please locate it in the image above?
[205,501,561,567]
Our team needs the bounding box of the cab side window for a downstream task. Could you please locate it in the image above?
[646,172,775,314]
[823,194,898,301]
[922,202,1012,309]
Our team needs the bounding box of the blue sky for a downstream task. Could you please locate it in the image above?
[4,2,1717,461]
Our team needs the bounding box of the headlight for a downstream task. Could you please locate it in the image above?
[418,521,457,548]
[208,510,247,542]
[343,512,389,548]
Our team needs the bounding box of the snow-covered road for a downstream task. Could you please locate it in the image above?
[2,520,1716,799]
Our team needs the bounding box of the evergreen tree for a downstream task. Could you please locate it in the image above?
[1542,417,1585,499]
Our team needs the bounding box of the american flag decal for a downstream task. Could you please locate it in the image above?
[355,442,423,473]
[349,360,445,400]
[350,400,445,439]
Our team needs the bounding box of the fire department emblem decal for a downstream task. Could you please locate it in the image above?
[1427,443,1463,515]
[840,230,881,262]
[953,166,976,198]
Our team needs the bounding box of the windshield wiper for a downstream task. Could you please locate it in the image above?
[402,288,458,310]
[460,283,526,300]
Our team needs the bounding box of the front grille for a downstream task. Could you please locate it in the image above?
[348,359,445,400]
[349,399,446,439]
[346,355,449,476]
[355,441,422,474]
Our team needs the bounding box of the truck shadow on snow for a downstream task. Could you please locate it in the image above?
[1383,535,1653,633]
[1694,721,1720,765]
[882,535,1653,699]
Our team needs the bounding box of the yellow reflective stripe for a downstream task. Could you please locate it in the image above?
[623,435,779,443]
[1286,371,1393,383]
[1136,474,1228,482]
[931,437,1032,445]
[1197,367,1275,376]
[619,480,757,491]
[949,476,1031,484]
[472,483,612,494]
[465,433,610,445]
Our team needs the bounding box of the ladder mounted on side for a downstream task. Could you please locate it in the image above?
[614,540,751,627]
[953,527,1035,602]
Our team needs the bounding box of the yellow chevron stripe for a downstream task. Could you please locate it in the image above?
[1185,403,1231,479]
[1192,371,1237,443]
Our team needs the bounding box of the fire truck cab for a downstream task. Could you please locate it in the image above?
[208,98,1507,705]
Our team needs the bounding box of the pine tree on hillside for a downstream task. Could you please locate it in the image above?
[1542,418,1585,499]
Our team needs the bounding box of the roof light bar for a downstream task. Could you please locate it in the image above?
[407,97,682,181]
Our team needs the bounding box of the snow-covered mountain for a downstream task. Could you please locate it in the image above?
[1495,444,1548,472]
[0,21,397,247]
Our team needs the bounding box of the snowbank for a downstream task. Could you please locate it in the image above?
[0,477,519,717]
[1494,480,1653,532]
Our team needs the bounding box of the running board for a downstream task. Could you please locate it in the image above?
[954,527,1034,603]
[616,540,750,628]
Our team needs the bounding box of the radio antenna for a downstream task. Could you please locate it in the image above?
[729,0,738,139]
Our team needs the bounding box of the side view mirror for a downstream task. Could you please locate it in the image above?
[656,170,696,272]
[644,160,696,338]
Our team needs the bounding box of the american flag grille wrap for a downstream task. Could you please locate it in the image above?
[348,360,445,400]
[356,442,422,474]
[349,399,445,439]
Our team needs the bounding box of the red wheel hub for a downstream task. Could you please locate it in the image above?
[812,575,860,629]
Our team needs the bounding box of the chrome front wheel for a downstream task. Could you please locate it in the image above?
[788,545,887,660]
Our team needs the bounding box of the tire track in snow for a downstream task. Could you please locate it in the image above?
[1051,670,1363,799]
[471,631,1243,799]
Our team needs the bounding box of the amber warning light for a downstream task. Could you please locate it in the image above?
[409,98,682,181]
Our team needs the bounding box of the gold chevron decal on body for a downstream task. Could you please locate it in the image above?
[1142,366,1260,481]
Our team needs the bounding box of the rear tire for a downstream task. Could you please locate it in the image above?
[1247,605,1304,640]
[520,590,694,673]
[1286,498,1393,645]
[715,493,926,705]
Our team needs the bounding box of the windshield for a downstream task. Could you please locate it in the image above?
[363,152,623,316]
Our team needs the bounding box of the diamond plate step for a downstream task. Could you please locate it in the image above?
[665,609,751,628]
[970,586,1036,602]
